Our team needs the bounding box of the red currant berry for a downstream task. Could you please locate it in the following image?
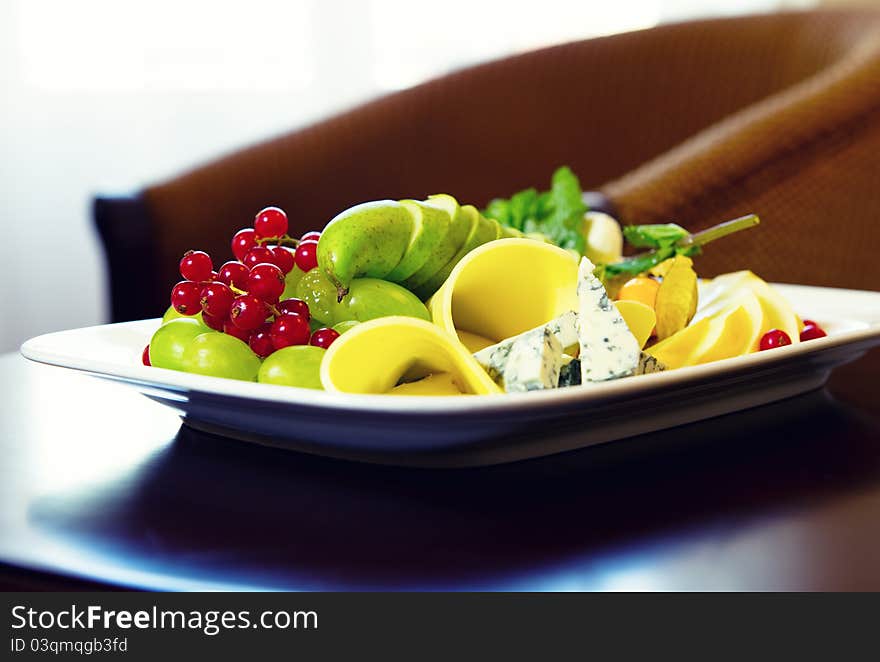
[217,261,250,290]
[223,318,252,343]
[142,345,151,366]
[309,327,340,349]
[759,329,792,351]
[242,246,275,269]
[294,240,318,272]
[301,231,321,242]
[254,206,289,239]
[276,297,310,320]
[179,250,214,282]
[270,313,310,350]
[170,281,202,315]
[231,228,257,261]
[270,246,296,274]
[247,263,285,302]
[199,281,234,318]
[249,324,275,358]
[229,295,268,331]
[800,322,827,341]
[202,311,226,331]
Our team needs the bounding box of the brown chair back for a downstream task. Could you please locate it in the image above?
[96,9,880,322]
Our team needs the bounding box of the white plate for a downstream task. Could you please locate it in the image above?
[20,283,880,467]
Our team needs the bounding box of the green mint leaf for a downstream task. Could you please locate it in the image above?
[484,198,512,226]
[603,246,676,277]
[539,166,586,253]
[508,188,539,231]
[535,191,553,219]
[523,217,542,234]
[623,223,689,249]
[676,245,701,258]
[483,166,587,253]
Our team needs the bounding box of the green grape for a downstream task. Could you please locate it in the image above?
[149,318,208,371]
[337,278,430,323]
[180,332,261,381]
[295,269,344,325]
[297,269,431,325]
[332,320,360,335]
[258,346,326,389]
[280,265,306,301]
[309,317,325,333]
[162,305,206,326]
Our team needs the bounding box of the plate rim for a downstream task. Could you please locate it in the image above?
[19,282,880,416]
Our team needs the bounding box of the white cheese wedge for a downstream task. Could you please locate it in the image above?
[472,310,577,381]
[576,257,641,382]
[501,327,565,393]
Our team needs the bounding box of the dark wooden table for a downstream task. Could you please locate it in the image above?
[1,349,879,591]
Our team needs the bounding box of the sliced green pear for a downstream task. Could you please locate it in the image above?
[424,193,458,226]
[317,200,414,295]
[475,213,502,244]
[486,216,504,241]
[385,200,450,281]
[476,212,504,243]
[500,224,523,239]
[415,206,494,299]
[404,194,471,291]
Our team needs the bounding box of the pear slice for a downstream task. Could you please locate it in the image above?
[645,317,714,369]
[414,205,491,300]
[653,255,698,340]
[614,300,657,349]
[385,200,450,282]
[486,216,504,240]
[694,271,799,348]
[692,271,753,324]
[404,194,471,292]
[692,291,763,364]
[744,277,800,348]
[317,200,414,295]
[649,288,765,368]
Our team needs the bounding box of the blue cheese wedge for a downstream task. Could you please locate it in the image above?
[636,352,666,375]
[500,327,565,393]
[473,310,578,381]
[557,358,582,387]
[559,352,664,388]
[577,257,641,382]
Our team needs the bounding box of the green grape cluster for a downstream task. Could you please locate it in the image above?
[145,203,436,389]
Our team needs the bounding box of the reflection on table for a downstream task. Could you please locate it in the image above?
[1,351,879,590]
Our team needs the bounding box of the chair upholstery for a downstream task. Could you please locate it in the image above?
[96,9,880,322]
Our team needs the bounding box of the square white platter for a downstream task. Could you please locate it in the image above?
[20,283,880,467]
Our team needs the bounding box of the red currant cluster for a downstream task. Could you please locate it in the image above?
[166,206,339,360]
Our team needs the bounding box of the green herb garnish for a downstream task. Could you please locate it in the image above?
[622,223,689,249]
[605,214,760,279]
[484,166,760,281]
[483,166,586,253]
